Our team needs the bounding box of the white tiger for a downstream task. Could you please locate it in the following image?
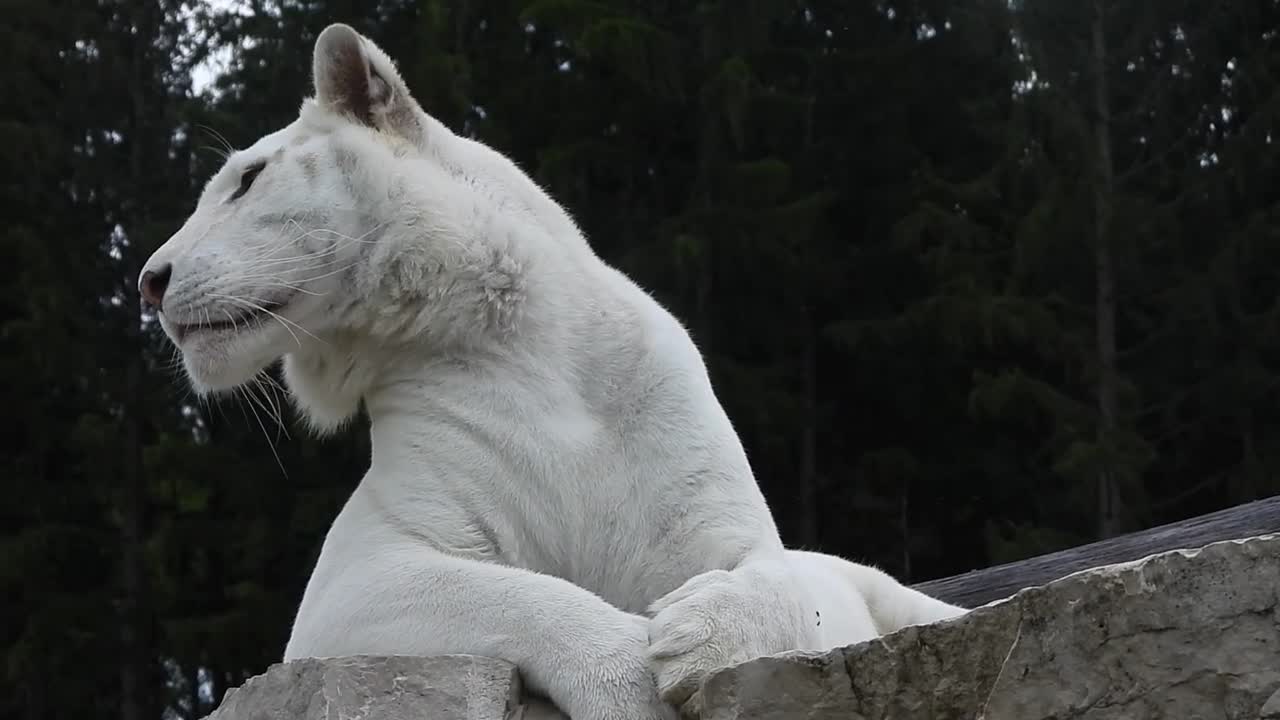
[139,24,964,718]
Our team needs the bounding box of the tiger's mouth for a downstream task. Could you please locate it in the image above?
[170,296,293,343]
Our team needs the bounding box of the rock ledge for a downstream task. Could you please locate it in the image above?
[701,533,1280,719]
[206,654,523,720]
[207,534,1280,719]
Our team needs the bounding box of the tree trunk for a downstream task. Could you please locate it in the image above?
[794,65,822,550]
[187,664,202,720]
[692,17,723,359]
[900,482,912,581]
[796,309,820,547]
[120,3,156,718]
[1090,0,1123,540]
[120,358,148,720]
[1236,411,1259,503]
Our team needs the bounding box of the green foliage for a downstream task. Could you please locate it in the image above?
[5,0,1280,717]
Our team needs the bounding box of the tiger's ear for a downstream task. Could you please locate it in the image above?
[312,24,420,140]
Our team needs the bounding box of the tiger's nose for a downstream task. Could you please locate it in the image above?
[139,263,173,311]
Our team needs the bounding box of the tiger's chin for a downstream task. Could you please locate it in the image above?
[167,315,297,395]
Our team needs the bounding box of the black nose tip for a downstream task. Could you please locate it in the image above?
[139,263,173,311]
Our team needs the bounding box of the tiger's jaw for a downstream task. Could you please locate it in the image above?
[158,291,306,394]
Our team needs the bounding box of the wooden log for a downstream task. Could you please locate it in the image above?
[911,495,1280,608]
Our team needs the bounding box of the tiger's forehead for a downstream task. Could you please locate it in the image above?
[244,121,306,156]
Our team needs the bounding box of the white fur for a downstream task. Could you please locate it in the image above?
[141,24,965,718]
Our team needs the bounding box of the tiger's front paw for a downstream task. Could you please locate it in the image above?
[646,567,808,706]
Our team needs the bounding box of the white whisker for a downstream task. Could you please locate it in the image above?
[209,292,332,348]
[196,123,236,155]
[259,372,291,441]
[289,260,363,285]
[238,382,288,478]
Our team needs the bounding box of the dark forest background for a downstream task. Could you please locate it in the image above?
[5,1,1280,718]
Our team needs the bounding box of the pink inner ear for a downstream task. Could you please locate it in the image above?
[329,47,374,123]
[312,25,420,140]
[314,26,376,124]
[368,68,393,109]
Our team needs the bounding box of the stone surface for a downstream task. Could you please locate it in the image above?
[697,534,1280,720]
[204,535,1280,720]
[206,654,524,720]
[1261,688,1280,719]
